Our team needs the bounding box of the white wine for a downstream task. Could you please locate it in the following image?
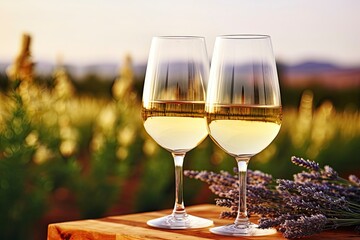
[142,101,207,153]
[207,105,282,157]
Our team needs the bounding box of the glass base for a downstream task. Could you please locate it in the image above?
[147,214,213,229]
[210,222,277,236]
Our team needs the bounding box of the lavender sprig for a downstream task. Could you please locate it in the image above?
[184,156,360,239]
[349,175,360,186]
[281,214,327,239]
[291,156,320,172]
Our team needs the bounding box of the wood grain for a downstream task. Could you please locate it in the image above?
[47,204,359,240]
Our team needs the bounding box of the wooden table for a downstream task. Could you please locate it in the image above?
[48,204,358,240]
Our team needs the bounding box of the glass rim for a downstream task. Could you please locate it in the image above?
[217,34,270,39]
[153,36,205,40]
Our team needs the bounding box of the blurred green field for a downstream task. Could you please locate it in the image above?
[0,67,359,239]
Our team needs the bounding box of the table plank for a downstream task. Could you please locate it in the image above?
[48,204,358,240]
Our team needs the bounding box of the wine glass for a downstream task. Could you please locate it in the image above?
[206,34,282,236]
[141,36,213,229]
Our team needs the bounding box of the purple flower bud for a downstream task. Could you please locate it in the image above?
[282,214,327,239]
[291,156,320,172]
[322,165,338,179]
[349,175,360,186]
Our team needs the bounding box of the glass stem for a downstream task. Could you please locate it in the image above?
[234,157,250,227]
[172,153,187,217]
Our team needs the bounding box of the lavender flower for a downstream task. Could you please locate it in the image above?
[186,156,360,238]
[291,156,320,172]
[247,169,273,185]
[281,214,327,239]
[259,214,301,229]
[219,211,237,219]
[293,171,322,182]
[322,165,338,179]
[349,175,360,186]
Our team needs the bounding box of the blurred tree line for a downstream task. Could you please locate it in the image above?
[276,63,360,110]
[2,58,359,110]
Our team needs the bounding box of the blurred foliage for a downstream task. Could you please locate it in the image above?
[0,93,48,240]
[0,62,359,239]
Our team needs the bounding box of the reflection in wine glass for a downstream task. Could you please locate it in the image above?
[206,35,282,236]
[141,36,213,229]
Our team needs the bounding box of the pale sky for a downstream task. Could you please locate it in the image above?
[1,0,360,66]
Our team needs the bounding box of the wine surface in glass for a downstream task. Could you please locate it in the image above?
[207,105,282,156]
[142,100,207,153]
